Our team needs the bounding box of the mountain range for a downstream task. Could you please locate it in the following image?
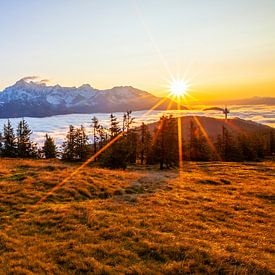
[0,79,182,118]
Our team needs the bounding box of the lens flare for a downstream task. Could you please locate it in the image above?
[169,79,189,97]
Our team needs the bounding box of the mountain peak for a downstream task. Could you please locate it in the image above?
[0,78,181,118]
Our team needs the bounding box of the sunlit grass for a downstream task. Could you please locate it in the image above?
[0,158,274,273]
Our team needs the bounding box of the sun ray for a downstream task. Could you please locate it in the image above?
[177,104,184,178]
[2,96,172,233]
[192,116,222,161]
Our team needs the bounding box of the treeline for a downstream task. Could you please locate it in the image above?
[0,113,274,169]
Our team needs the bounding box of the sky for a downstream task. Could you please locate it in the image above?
[0,0,274,102]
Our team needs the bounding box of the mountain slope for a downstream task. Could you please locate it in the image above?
[0,79,183,118]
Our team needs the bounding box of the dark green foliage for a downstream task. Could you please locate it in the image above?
[219,126,243,161]
[1,120,17,157]
[138,122,152,164]
[126,129,139,164]
[91,116,100,154]
[62,125,90,161]
[100,138,128,169]
[109,114,121,139]
[75,126,90,161]
[237,135,257,161]
[269,130,275,155]
[0,132,3,153]
[122,110,134,132]
[43,134,57,159]
[16,119,36,158]
[100,111,135,169]
[149,115,178,169]
[62,125,76,161]
[189,121,211,161]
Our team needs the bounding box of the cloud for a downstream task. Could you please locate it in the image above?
[20,76,39,82]
[39,79,50,84]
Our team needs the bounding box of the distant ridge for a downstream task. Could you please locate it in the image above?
[205,96,275,106]
[0,78,185,118]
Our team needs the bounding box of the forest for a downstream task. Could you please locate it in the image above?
[0,111,274,169]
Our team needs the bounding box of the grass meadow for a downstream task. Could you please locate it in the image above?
[0,158,274,274]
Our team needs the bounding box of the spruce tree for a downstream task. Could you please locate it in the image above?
[150,115,178,169]
[2,120,16,157]
[91,116,100,154]
[75,125,90,161]
[43,134,57,159]
[62,125,76,161]
[189,120,197,160]
[269,130,275,155]
[98,125,108,149]
[0,132,3,155]
[139,122,152,164]
[16,119,34,158]
[222,126,243,161]
[109,114,121,139]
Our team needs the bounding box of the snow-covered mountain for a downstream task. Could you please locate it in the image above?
[0,79,181,118]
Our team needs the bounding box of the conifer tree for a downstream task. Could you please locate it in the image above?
[109,114,121,139]
[150,115,178,169]
[91,116,100,154]
[127,129,139,164]
[62,125,76,161]
[62,125,90,161]
[16,119,34,158]
[237,134,257,161]
[0,132,3,155]
[75,125,90,161]
[98,125,108,149]
[123,110,134,132]
[2,120,16,157]
[221,126,243,161]
[269,130,275,155]
[189,120,197,160]
[100,114,128,169]
[43,134,57,159]
[139,122,152,164]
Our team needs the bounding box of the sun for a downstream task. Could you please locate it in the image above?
[169,79,188,97]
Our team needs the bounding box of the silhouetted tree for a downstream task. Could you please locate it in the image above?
[188,121,211,161]
[91,116,100,154]
[150,115,178,169]
[189,120,197,160]
[2,120,16,157]
[221,126,243,161]
[62,125,90,161]
[138,122,152,164]
[109,114,121,139]
[16,119,35,158]
[269,130,275,155]
[0,132,3,155]
[98,125,108,149]
[75,125,90,161]
[123,110,134,132]
[62,125,76,161]
[43,134,57,159]
[237,134,257,161]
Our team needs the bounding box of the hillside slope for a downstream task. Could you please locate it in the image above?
[147,116,274,141]
[0,159,274,273]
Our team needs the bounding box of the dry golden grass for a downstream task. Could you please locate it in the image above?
[0,158,274,274]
